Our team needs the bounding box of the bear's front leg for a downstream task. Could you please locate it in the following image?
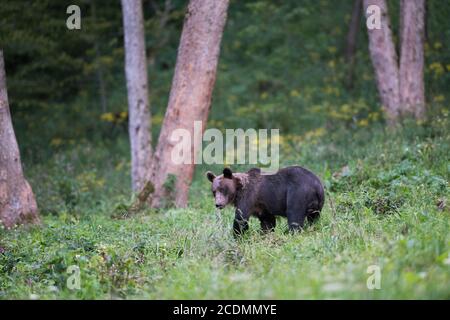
[259,214,276,233]
[233,208,249,236]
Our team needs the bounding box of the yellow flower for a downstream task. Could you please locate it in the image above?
[100,112,114,122]
[358,119,369,127]
[152,114,164,126]
[433,95,445,103]
[290,89,300,97]
[368,112,380,121]
[50,138,63,147]
[429,62,444,76]
[416,119,425,126]
[340,104,351,114]
[96,179,105,187]
[304,127,326,141]
[327,46,337,54]
[115,161,126,171]
[119,111,128,119]
[324,86,339,96]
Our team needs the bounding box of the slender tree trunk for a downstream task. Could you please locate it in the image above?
[121,0,152,192]
[345,0,363,89]
[364,0,400,124]
[92,1,108,113]
[0,50,39,229]
[424,0,429,44]
[150,0,230,208]
[399,0,426,118]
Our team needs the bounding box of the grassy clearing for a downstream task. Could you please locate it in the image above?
[1,121,448,299]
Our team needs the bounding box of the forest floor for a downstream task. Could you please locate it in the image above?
[0,120,449,299]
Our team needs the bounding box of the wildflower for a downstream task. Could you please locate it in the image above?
[119,111,128,119]
[433,42,442,50]
[368,112,380,121]
[100,112,114,122]
[290,89,300,97]
[429,62,444,76]
[433,95,445,103]
[50,138,63,147]
[358,119,369,127]
[152,114,164,126]
[327,46,337,54]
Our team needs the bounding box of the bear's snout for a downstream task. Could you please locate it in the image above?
[215,195,228,209]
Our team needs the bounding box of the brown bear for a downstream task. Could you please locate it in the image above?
[206,166,325,235]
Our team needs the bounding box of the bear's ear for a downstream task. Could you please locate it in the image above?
[223,167,233,179]
[206,171,216,183]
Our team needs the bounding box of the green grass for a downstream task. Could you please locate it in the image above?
[1,0,449,300]
[1,121,448,299]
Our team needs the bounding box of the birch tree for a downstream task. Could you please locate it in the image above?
[364,0,426,124]
[121,0,152,192]
[149,0,230,207]
[364,0,401,123]
[399,0,426,118]
[0,50,39,229]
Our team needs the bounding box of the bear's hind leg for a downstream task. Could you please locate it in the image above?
[286,191,308,232]
[286,211,306,232]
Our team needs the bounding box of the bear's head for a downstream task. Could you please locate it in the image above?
[206,168,244,209]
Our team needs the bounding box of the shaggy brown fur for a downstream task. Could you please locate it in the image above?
[206,166,325,235]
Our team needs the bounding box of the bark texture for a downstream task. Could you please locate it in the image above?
[399,0,426,118]
[364,0,400,123]
[0,50,39,229]
[121,0,152,192]
[150,0,230,208]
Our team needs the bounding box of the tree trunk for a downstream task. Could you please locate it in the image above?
[149,0,230,208]
[399,0,426,118]
[364,0,400,124]
[0,50,39,229]
[121,0,152,192]
[345,0,363,89]
[92,0,108,113]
